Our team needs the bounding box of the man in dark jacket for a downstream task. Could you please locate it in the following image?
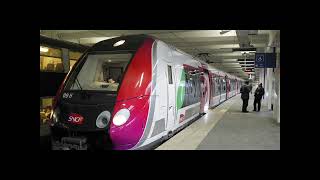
[240,81,250,113]
[253,83,265,111]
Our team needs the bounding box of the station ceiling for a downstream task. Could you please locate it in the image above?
[40,30,278,80]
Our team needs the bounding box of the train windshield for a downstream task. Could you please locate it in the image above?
[65,53,133,92]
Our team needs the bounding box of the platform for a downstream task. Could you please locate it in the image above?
[156,94,280,150]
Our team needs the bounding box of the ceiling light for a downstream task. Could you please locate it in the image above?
[40,46,49,52]
[108,60,112,62]
[241,51,256,54]
[113,40,125,47]
[220,30,230,35]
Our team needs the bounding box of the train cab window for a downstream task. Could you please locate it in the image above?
[65,53,132,92]
[167,65,173,84]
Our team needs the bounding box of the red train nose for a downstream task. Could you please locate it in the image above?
[109,38,154,150]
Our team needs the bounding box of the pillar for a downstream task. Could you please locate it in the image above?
[61,48,70,73]
[266,68,273,110]
[273,50,280,123]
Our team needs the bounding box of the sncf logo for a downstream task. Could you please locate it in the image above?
[68,113,84,125]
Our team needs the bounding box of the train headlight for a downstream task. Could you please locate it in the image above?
[112,109,130,126]
[96,111,111,128]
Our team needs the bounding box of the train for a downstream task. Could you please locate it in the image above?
[49,34,244,150]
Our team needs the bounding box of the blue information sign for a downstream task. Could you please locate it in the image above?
[266,53,276,68]
[255,53,276,68]
[255,53,265,68]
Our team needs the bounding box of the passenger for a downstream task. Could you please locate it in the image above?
[253,83,265,112]
[240,81,250,113]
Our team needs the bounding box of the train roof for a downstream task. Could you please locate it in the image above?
[89,34,151,52]
[88,34,244,81]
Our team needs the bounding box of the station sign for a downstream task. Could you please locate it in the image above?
[255,53,276,68]
[255,53,265,68]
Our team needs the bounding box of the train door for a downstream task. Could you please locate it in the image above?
[215,76,221,106]
[226,78,229,99]
[220,77,227,102]
[230,80,232,96]
[166,63,176,130]
[218,77,222,103]
[223,79,227,100]
[200,70,210,113]
[236,81,238,94]
[209,73,214,108]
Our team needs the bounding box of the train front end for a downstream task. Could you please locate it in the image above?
[49,35,155,150]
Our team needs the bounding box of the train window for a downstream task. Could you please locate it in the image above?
[69,51,82,60]
[214,78,220,95]
[40,46,64,72]
[40,56,64,72]
[40,46,62,57]
[167,65,173,84]
[70,60,77,70]
[180,68,201,108]
[65,53,132,92]
[69,51,83,69]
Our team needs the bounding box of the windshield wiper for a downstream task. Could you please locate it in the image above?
[74,77,89,97]
[75,77,83,90]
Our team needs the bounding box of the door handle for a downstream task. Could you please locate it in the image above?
[169,106,173,109]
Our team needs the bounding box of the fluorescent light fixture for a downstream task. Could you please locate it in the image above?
[40,46,49,52]
[113,40,125,47]
[241,51,256,54]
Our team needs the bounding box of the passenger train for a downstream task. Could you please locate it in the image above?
[49,35,243,150]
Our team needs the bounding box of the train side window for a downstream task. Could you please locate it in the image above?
[69,51,82,60]
[70,60,77,69]
[40,56,64,72]
[167,65,173,84]
[69,51,83,69]
[40,46,64,73]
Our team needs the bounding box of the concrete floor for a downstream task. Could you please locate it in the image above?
[157,94,280,150]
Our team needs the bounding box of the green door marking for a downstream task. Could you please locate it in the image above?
[176,69,186,110]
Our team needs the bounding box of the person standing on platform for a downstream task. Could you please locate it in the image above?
[253,83,265,112]
[240,81,250,113]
